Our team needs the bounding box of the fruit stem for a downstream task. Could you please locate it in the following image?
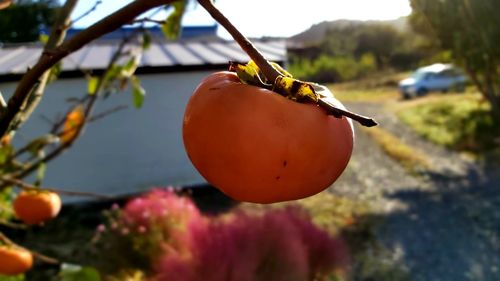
[198,0,377,127]
[197,0,281,82]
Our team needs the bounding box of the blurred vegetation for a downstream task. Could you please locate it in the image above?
[289,54,376,83]
[397,93,500,155]
[0,0,59,43]
[288,22,433,83]
[328,73,405,103]
[0,276,24,281]
[410,0,500,116]
[361,126,430,174]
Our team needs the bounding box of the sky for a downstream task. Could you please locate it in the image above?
[72,0,412,39]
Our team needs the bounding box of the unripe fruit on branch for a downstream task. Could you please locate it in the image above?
[13,191,62,225]
[0,246,33,275]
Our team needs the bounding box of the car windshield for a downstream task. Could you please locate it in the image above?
[411,70,429,80]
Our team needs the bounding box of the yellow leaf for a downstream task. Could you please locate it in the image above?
[60,105,85,144]
[273,76,318,102]
[229,61,269,87]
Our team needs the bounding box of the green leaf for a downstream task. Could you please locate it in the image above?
[161,0,187,40]
[131,76,146,109]
[120,56,140,78]
[229,61,270,88]
[60,264,101,281]
[34,162,46,187]
[142,31,152,50]
[0,145,12,165]
[39,34,49,44]
[102,64,124,90]
[87,77,99,95]
[48,62,62,83]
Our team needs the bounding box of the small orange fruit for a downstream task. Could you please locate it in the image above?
[0,246,33,275]
[13,191,62,225]
[60,105,84,144]
[183,72,353,203]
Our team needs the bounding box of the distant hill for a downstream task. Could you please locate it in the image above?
[288,17,408,48]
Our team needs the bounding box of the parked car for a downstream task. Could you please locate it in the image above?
[399,63,467,99]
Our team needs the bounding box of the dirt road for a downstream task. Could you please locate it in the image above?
[332,102,500,281]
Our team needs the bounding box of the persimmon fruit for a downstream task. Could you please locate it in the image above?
[13,191,62,225]
[0,246,33,275]
[183,72,353,203]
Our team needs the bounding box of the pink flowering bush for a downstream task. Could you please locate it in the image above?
[95,189,349,281]
[93,188,204,273]
[155,207,349,281]
[121,188,204,258]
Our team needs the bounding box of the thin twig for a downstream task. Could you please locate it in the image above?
[3,32,142,188]
[32,251,60,265]
[88,105,128,123]
[0,219,28,230]
[2,177,112,199]
[0,0,176,137]
[0,232,60,264]
[318,99,378,127]
[8,0,80,133]
[130,18,166,25]
[0,231,15,246]
[71,0,103,26]
[197,0,281,83]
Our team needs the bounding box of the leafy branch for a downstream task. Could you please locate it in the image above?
[8,0,79,133]
[0,0,177,137]
[0,30,145,190]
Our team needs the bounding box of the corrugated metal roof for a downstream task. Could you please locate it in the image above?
[0,39,286,78]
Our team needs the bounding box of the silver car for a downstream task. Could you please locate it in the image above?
[399,63,467,99]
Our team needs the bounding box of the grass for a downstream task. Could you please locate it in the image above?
[360,126,431,173]
[330,87,399,103]
[328,72,405,103]
[395,93,500,155]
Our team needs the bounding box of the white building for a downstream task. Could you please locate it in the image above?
[0,26,286,200]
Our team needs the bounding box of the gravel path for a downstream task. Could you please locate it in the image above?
[331,102,500,281]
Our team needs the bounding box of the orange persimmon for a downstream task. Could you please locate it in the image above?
[13,191,62,225]
[0,246,33,275]
[183,72,353,203]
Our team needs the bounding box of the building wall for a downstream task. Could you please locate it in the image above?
[0,71,218,201]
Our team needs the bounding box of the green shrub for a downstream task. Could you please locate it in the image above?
[289,54,376,83]
[398,95,500,154]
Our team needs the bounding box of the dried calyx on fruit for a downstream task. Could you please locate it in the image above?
[229,60,377,127]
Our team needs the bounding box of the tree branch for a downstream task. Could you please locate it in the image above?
[71,0,102,26]
[8,0,79,134]
[0,232,59,265]
[197,0,281,83]
[1,177,112,199]
[0,0,176,137]
[3,32,140,189]
[197,0,377,127]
